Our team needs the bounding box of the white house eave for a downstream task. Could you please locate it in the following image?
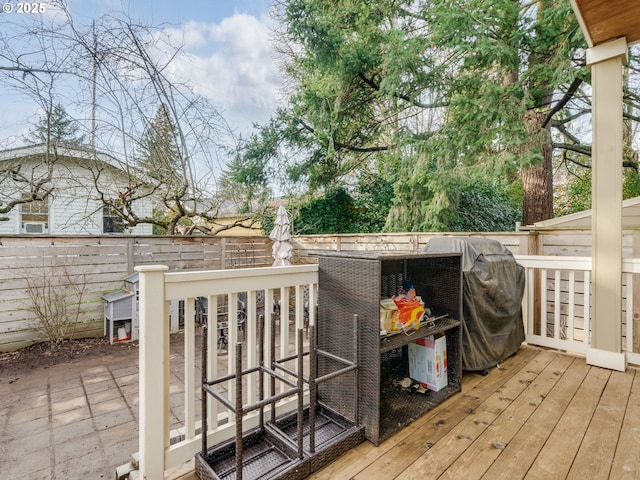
[520,196,640,231]
[0,143,128,172]
[0,143,150,184]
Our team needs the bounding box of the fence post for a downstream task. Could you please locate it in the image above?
[136,265,169,480]
[127,237,135,273]
[221,237,227,269]
[528,232,542,335]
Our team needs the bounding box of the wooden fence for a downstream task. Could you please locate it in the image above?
[0,235,273,352]
[4,229,640,353]
[291,232,530,260]
[291,229,640,258]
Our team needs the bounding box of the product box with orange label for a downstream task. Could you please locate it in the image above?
[408,334,448,392]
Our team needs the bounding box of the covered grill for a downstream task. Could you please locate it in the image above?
[423,237,525,372]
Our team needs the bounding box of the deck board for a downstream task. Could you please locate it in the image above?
[173,346,640,480]
[435,352,573,480]
[610,370,640,479]
[347,347,542,480]
[481,358,590,480]
[567,370,633,480]
[524,365,612,479]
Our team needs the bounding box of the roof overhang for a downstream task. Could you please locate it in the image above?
[0,143,153,182]
[521,196,640,231]
[0,143,125,170]
[570,0,640,47]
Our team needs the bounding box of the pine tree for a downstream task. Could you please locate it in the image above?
[137,104,185,192]
[28,103,84,147]
[251,0,592,229]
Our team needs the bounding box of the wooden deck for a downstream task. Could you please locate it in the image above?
[171,345,640,480]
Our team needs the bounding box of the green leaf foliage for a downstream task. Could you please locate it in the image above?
[27,103,84,147]
[450,179,522,232]
[136,104,185,193]
[240,0,635,231]
[293,186,360,234]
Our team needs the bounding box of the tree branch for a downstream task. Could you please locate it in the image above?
[553,122,583,145]
[0,65,70,75]
[553,142,591,156]
[542,76,583,128]
[357,73,447,109]
[297,119,392,153]
[557,145,638,171]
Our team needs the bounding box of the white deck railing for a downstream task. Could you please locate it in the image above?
[136,255,640,479]
[136,264,318,480]
[515,255,640,366]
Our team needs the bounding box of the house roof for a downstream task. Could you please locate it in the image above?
[571,0,640,47]
[0,143,132,173]
[521,196,640,231]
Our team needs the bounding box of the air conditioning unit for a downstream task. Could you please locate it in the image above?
[23,222,48,234]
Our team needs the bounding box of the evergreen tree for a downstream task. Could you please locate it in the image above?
[293,186,359,234]
[424,0,585,226]
[246,0,597,230]
[27,103,84,147]
[137,104,186,194]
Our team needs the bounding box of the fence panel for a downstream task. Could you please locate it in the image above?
[0,235,273,352]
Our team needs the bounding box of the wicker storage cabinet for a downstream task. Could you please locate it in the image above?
[317,252,463,445]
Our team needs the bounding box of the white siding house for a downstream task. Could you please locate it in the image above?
[0,144,152,235]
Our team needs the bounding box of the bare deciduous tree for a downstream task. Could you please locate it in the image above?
[0,1,265,235]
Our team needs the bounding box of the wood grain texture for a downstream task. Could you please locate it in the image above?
[168,347,640,480]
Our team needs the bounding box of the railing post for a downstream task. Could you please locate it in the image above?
[136,265,170,480]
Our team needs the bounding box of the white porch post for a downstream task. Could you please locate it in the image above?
[586,38,628,372]
[136,265,170,479]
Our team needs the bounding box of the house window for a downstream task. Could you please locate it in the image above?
[21,194,48,233]
[103,204,125,233]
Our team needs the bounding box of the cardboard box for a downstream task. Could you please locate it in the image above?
[408,334,448,392]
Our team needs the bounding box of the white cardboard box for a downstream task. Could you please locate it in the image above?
[408,334,448,392]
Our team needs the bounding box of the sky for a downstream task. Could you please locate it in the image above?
[0,0,282,161]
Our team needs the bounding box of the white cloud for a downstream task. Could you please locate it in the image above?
[41,2,69,22]
[160,13,283,132]
[0,8,283,152]
[162,21,209,49]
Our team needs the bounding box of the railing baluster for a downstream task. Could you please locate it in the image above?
[584,270,591,344]
[264,288,274,404]
[279,286,290,393]
[568,270,575,342]
[625,273,634,353]
[247,290,257,405]
[526,267,534,335]
[295,284,305,345]
[228,292,238,404]
[309,283,317,328]
[554,270,561,340]
[206,295,218,435]
[541,268,548,338]
[184,297,196,440]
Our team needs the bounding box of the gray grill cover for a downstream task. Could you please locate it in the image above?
[423,237,525,371]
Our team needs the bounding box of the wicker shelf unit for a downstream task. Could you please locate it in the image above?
[317,251,463,445]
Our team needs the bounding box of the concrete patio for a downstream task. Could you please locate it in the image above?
[0,333,194,479]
